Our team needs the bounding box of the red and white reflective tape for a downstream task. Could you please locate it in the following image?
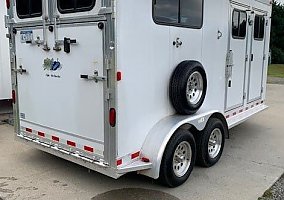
[22,127,96,154]
[117,151,150,167]
[225,100,264,119]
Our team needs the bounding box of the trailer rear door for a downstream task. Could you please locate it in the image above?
[14,0,106,160]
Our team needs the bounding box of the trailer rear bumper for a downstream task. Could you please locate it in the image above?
[15,134,153,179]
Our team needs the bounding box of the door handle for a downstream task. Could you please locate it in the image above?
[251,54,254,61]
[80,70,106,83]
[217,30,223,39]
[13,65,27,75]
[64,37,77,53]
[173,38,182,48]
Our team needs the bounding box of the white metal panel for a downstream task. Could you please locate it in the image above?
[116,0,228,158]
[116,0,173,157]
[15,24,105,154]
[200,0,228,112]
[170,27,202,66]
[0,5,11,100]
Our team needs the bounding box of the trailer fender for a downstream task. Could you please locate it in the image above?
[140,110,222,179]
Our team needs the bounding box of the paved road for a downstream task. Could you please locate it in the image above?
[0,84,283,200]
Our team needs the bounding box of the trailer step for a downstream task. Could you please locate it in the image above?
[118,160,152,174]
[227,104,268,129]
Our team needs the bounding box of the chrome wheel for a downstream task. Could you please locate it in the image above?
[186,71,204,105]
[208,128,222,159]
[173,141,192,177]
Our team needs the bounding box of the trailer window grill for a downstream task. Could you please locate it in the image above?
[232,10,247,39]
[58,0,96,14]
[16,0,42,19]
[153,0,203,28]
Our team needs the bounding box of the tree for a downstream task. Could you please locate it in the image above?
[270,1,284,63]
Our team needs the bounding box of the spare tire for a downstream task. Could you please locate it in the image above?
[170,61,207,115]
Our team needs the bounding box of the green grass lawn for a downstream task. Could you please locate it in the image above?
[268,64,284,78]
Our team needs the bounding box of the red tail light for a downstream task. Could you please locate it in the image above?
[6,0,10,9]
[12,90,16,104]
[109,108,116,127]
[117,71,122,81]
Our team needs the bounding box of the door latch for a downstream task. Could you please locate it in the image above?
[251,54,254,61]
[64,37,77,53]
[13,65,27,75]
[80,70,106,82]
[173,38,183,48]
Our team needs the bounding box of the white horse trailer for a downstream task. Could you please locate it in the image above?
[0,5,11,101]
[6,0,271,187]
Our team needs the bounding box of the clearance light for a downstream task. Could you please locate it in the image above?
[12,90,16,104]
[6,0,10,9]
[109,108,116,127]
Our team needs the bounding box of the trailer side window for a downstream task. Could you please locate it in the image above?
[254,15,265,40]
[232,10,247,39]
[58,0,96,14]
[153,0,203,28]
[180,0,203,27]
[16,0,42,19]
[153,0,179,24]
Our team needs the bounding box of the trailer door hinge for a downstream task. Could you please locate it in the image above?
[98,7,113,15]
[263,54,266,60]
[4,15,15,28]
[245,55,248,62]
[261,87,264,93]
[105,89,111,100]
[243,92,246,100]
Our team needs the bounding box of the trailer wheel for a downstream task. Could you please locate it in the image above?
[159,129,196,187]
[170,61,207,115]
[196,118,225,167]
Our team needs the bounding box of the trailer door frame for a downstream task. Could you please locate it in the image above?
[225,3,250,111]
[246,10,268,103]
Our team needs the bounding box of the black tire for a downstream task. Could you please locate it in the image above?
[159,129,196,187]
[196,118,226,167]
[170,61,207,115]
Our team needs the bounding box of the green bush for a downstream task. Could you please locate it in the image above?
[271,2,284,64]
